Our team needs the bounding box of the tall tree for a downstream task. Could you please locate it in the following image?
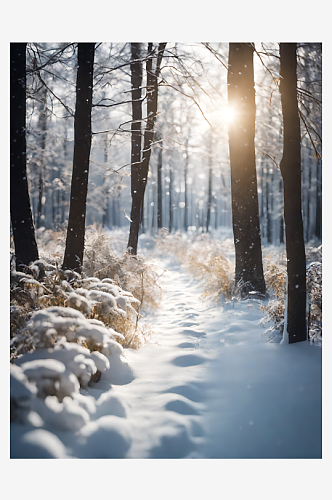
[279,43,306,343]
[169,163,173,232]
[62,43,95,271]
[10,43,39,270]
[183,139,189,232]
[127,43,143,251]
[227,43,266,297]
[206,154,212,233]
[36,86,47,229]
[128,42,167,254]
[156,132,163,229]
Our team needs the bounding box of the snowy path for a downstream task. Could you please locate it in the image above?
[94,255,322,459]
[11,254,322,459]
[92,257,212,458]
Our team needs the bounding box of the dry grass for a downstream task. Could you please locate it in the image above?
[260,247,322,341]
[155,229,234,301]
[83,225,163,311]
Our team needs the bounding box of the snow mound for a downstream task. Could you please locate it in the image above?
[32,395,90,431]
[95,392,128,418]
[10,364,37,423]
[11,428,69,459]
[15,341,113,396]
[77,415,132,458]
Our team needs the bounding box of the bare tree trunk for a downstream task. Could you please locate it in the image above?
[36,86,47,229]
[128,43,166,254]
[157,133,163,229]
[169,164,173,232]
[315,159,322,242]
[184,140,189,232]
[214,192,218,230]
[206,157,212,233]
[306,155,312,242]
[279,42,306,343]
[266,167,272,244]
[228,43,266,296]
[63,43,95,271]
[279,179,284,243]
[128,43,143,252]
[10,43,39,270]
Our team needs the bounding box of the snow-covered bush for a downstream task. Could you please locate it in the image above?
[306,261,322,342]
[82,225,163,311]
[10,224,160,427]
[15,339,111,396]
[10,231,159,357]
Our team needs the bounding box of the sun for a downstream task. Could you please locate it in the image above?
[224,106,235,124]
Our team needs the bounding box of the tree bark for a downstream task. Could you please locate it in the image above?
[62,43,95,271]
[306,155,312,242]
[36,86,47,229]
[128,43,166,254]
[279,43,306,343]
[228,43,266,297]
[315,159,322,242]
[128,43,143,252]
[10,43,39,270]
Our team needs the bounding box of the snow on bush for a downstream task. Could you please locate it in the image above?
[12,329,131,430]
[82,225,163,311]
[10,225,158,428]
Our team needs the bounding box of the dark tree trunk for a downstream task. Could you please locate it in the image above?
[279,43,306,343]
[306,156,312,242]
[315,159,322,241]
[259,166,264,237]
[128,43,166,254]
[228,43,266,297]
[279,179,284,243]
[128,43,143,252]
[62,43,95,271]
[10,43,39,270]
[36,87,47,229]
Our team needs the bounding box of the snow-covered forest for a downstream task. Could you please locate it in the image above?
[8,27,325,498]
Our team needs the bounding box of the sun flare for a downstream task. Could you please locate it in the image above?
[224,106,235,124]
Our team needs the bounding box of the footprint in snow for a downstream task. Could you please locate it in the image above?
[171,354,206,367]
[185,313,199,319]
[165,398,199,415]
[166,384,205,402]
[182,328,206,338]
[149,425,194,459]
[177,342,196,349]
[180,321,199,327]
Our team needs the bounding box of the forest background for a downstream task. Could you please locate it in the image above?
[3,1,331,499]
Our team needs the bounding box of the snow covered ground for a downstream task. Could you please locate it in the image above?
[10,245,322,460]
[8,229,327,498]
